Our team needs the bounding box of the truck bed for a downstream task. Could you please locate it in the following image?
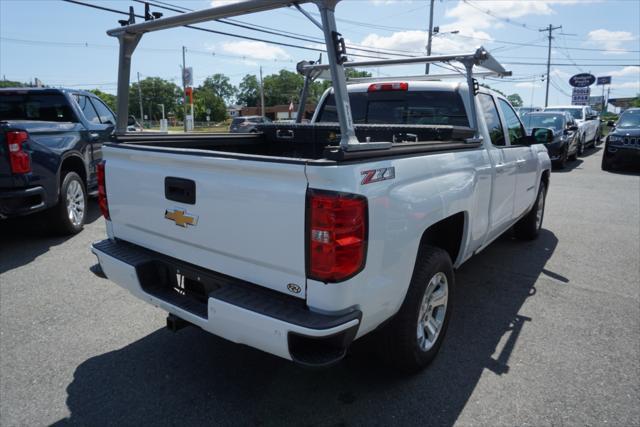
[113,123,478,162]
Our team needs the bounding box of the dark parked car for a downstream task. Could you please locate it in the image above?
[0,88,115,233]
[602,108,640,172]
[229,115,271,133]
[523,111,579,169]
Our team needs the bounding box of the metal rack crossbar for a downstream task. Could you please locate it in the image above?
[108,0,510,152]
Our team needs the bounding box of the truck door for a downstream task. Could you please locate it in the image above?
[478,93,517,240]
[497,98,538,218]
[74,94,113,190]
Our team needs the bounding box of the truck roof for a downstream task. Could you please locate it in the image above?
[0,87,96,97]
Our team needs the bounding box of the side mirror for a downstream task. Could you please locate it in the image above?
[127,115,136,126]
[569,125,579,131]
[607,120,615,127]
[531,127,554,144]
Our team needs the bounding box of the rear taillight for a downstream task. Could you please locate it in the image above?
[368,82,408,92]
[5,131,31,174]
[307,189,368,282]
[97,161,110,220]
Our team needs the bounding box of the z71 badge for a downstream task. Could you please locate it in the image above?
[361,167,395,185]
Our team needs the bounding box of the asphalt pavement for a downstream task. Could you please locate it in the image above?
[1,145,638,426]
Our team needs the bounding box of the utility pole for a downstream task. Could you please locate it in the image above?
[540,24,562,107]
[137,72,144,128]
[182,46,188,132]
[259,66,265,117]
[425,0,435,74]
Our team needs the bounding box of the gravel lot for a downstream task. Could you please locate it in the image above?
[1,146,638,426]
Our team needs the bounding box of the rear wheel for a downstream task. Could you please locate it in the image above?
[514,181,546,240]
[377,245,453,373]
[52,171,86,235]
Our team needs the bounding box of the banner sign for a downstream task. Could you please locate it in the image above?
[571,87,590,105]
[596,76,612,85]
[182,67,193,86]
[569,73,596,88]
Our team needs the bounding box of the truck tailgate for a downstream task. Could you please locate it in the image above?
[104,145,309,298]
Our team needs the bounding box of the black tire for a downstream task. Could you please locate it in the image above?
[577,138,585,157]
[601,155,612,171]
[376,245,454,373]
[569,146,578,161]
[555,147,567,169]
[514,181,546,240]
[52,171,86,235]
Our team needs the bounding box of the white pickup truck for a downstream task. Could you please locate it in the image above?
[91,0,552,371]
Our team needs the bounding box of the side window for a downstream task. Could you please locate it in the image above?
[498,98,526,145]
[74,94,100,124]
[478,94,505,146]
[89,98,115,125]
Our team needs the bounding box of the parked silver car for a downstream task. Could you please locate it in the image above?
[229,116,271,133]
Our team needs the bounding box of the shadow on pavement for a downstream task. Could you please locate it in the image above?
[0,200,101,274]
[54,230,558,426]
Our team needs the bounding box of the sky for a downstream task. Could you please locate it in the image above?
[1,0,639,109]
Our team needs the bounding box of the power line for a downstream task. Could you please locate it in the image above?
[462,0,539,32]
[60,0,397,60]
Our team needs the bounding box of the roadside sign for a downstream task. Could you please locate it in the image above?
[597,76,612,85]
[182,67,193,86]
[571,87,590,105]
[569,73,596,88]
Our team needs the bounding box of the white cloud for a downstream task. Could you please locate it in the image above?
[443,0,578,32]
[515,82,542,89]
[219,41,291,61]
[550,68,571,80]
[610,81,640,91]
[586,29,636,55]
[359,29,492,56]
[605,66,640,78]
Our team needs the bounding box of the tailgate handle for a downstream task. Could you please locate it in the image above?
[165,177,196,205]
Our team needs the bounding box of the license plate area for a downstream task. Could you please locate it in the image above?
[137,260,221,318]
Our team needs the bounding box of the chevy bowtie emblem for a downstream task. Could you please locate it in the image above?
[165,209,198,228]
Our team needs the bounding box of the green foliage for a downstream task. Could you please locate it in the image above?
[237,74,260,107]
[507,93,523,107]
[88,89,117,112]
[263,70,305,106]
[0,80,27,88]
[193,84,227,122]
[201,74,237,104]
[631,95,640,108]
[128,77,182,120]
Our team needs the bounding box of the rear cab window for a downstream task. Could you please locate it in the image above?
[0,92,76,122]
[316,90,470,127]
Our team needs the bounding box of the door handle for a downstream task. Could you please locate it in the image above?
[516,159,527,167]
[89,132,100,141]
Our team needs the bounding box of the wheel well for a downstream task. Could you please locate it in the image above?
[541,169,550,189]
[419,212,465,264]
[60,156,86,185]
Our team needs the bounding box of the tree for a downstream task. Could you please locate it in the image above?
[263,70,304,106]
[631,94,640,108]
[89,89,117,112]
[193,85,227,122]
[128,77,182,120]
[236,74,260,107]
[201,74,237,105]
[507,93,523,107]
[0,80,27,88]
